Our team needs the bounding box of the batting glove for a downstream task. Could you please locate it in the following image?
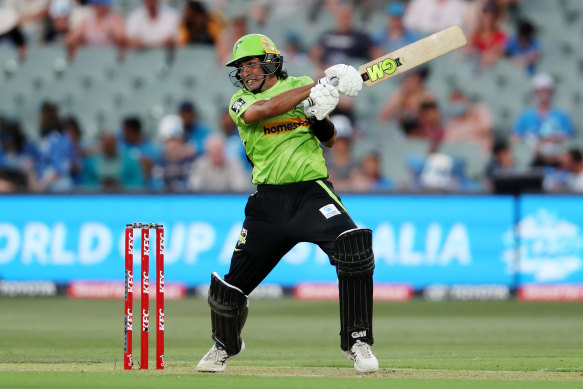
[324,64,363,97]
[304,84,340,121]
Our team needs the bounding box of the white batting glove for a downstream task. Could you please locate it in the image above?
[324,64,363,97]
[304,84,339,121]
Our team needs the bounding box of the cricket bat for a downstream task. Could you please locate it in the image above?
[360,25,467,87]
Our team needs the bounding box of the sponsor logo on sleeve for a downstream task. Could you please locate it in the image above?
[231,98,246,114]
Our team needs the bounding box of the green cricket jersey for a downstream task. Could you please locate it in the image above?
[228,76,328,185]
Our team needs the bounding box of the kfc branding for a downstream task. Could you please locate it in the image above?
[142,309,149,331]
[159,271,164,294]
[142,272,149,293]
[158,308,165,331]
[126,308,133,330]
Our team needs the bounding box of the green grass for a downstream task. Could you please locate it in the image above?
[1,298,582,388]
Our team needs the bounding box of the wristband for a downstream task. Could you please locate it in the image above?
[310,117,335,142]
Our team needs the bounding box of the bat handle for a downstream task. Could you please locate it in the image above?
[303,76,339,108]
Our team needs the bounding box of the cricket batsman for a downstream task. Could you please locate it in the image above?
[196,33,378,373]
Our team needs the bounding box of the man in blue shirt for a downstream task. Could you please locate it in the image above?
[513,73,575,167]
[372,2,419,54]
[179,101,212,157]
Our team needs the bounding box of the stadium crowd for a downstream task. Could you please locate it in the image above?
[0,0,582,194]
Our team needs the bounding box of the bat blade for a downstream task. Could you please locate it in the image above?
[359,25,467,87]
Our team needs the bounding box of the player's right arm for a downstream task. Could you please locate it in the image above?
[241,83,317,124]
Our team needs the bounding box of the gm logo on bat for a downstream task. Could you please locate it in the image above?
[362,57,402,82]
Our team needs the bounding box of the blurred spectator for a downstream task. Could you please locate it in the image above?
[513,73,575,168]
[218,109,249,171]
[372,1,419,53]
[0,168,28,192]
[470,4,507,69]
[117,116,160,183]
[325,115,357,192]
[179,101,212,157]
[310,4,380,70]
[151,115,195,192]
[43,0,91,44]
[65,0,125,60]
[484,138,515,190]
[417,101,444,153]
[351,152,394,192]
[249,0,307,26]
[4,0,50,38]
[560,148,583,192]
[281,32,309,68]
[0,7,27,59]
[505,19,540,76]
[63,116,88,186]
[216,13,247,64]
[443,90,493,155]
[187,133,249,192]
[0,117,38,187]
[126,0,180,50]
[177,0,216,46]
[418,153,463,192]
[34,101,74,192]
[81,132,144,191]
[378,67,434,125]
[404,0,468,35]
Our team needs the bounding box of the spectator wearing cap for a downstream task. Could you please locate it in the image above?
[505,19,541,76]
[65,0,125,60]
[372,2,419,54]
[179,101,212,158]
[126,0,180,50]
[513,73,575,168]
[324,114,358,192]
[43,0,91,44]
[151,115,195,192]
